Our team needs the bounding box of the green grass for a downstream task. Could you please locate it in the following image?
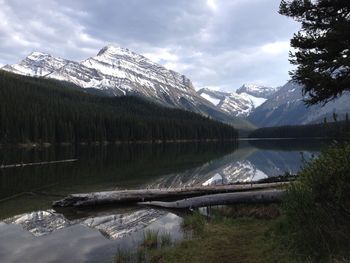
[181,211,206,234]
[115,201,349,262]
[141,230,159,249]
[115,248,134,263]
[159,232,172,248]
[114,230,174,262]
[149,205,295,263]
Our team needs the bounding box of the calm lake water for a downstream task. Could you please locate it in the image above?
[0,139,327,262]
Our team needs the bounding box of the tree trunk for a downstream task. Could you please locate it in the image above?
[52,182,288,207]
[138,189,285,209]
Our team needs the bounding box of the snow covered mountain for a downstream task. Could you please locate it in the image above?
[4,208,167,239]
[197,80,350,127]
[2,45,254,130]
[2,52,69,76]
[236,84,278,98]
[197,84,276,117]
[248,81,350,127]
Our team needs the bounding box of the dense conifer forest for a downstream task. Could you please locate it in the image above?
[0,71,238,144]
[249,120,350,139]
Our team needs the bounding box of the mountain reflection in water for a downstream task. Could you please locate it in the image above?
[0,139,326,262]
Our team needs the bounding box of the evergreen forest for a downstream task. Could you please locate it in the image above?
[0,71,238,144]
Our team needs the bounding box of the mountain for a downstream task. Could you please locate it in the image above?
[197,84,275,117]
[4,209,166,239]
[236,84,278,98]
[2,52,69,76]
[248,81,350,127]
[2,45,254,131]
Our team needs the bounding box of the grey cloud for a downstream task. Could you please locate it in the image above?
[0,0,300,90]
[75,0,211,46]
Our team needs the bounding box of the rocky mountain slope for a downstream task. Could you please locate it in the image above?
[197,81,350,128]
[2,45,254,131]
[236,84,277,98]
[248,81,350,127]
[197,84,276,117]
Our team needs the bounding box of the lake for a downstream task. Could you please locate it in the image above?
[0,139,327,262]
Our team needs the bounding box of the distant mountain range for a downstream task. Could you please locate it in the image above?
[248,81,350,127]
[3,45,349,129]
[199,82,350,127]
[2,45,253,131]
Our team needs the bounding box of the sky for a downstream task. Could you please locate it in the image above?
[0,0,300,91]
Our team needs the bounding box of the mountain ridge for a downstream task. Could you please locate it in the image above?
[2,45,254,131]
[197,84,275,117]
[248,81,350,127]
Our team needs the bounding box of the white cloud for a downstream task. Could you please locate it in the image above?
[207,0,218,12]
[261,41,290,55]
[164,62,192,72]
[200,85,222,91]
[143,48,179,63]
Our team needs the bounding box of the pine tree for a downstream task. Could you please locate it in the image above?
[0,70,238,144]
[279,0,350,105]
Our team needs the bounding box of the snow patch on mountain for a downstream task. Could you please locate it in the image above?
[197,84,275,117]
[202,173,223,186]
[200,93,221,106]
[2,52,69,77]
[238,92,267,108]
[237,84,278,98]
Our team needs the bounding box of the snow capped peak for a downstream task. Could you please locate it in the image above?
[97,45,124,56]
[237,83,277,98]
[27,52,51,60]
[241,83,260,90]
[96,45,142,60]
[2,51,68,77]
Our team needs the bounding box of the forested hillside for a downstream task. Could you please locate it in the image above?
[0,71,238,144]
[249,121,350,139]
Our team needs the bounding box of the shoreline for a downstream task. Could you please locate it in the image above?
[0,139,238,149]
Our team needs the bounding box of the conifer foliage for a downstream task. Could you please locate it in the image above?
[279,0,350,105]
[0,71,237,144]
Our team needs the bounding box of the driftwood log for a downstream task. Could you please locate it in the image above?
[0,159,78,169]
[53,182,288,207]
[138,189,285,209]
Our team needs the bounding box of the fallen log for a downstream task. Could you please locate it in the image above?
[139,189,285,209]
[52,182,288,207]
[0,159,78,169]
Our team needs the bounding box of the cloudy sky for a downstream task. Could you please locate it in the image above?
[0,0,300,91]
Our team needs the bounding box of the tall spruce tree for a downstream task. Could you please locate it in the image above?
[279,0,350,105]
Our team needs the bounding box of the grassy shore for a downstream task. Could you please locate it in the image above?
[115,142,350,263]
[149,205,295,263]
[115,201,348,263]
[114,204,293,263]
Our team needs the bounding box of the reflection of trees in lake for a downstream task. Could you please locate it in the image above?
[150,140,323,188]
[0,142,237,218]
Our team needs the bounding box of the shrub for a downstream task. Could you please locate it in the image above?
[283,142,350,261]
